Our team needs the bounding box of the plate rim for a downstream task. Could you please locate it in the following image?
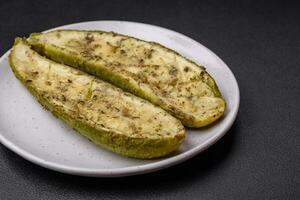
[0,20,240,177]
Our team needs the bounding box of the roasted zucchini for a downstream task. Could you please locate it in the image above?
[28,30,225,127]
[9,38,185,159]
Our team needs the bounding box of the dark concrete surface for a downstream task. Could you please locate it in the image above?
[0,0,299,199]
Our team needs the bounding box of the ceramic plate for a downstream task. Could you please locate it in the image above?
[0,21,239,177]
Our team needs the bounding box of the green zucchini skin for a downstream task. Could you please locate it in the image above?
[9,38,185,159]
[28,30,226,127]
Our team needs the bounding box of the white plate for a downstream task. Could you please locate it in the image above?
[0,21,239,177]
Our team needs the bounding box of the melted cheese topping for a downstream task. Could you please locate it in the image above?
[11,40,184,139]
[29,30,225,127]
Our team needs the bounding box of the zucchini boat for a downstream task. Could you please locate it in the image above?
[28,30,226,127]
[9,38,185,159]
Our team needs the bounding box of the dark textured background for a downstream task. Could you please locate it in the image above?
[0,0,299,199]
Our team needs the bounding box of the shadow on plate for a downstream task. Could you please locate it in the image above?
[0,119,240,196]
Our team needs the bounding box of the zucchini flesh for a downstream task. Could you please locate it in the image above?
[9,38,185,159]
[29,30,226,127]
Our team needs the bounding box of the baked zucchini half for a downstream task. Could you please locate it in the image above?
[9,38,185,159]
[28,30,226,127]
